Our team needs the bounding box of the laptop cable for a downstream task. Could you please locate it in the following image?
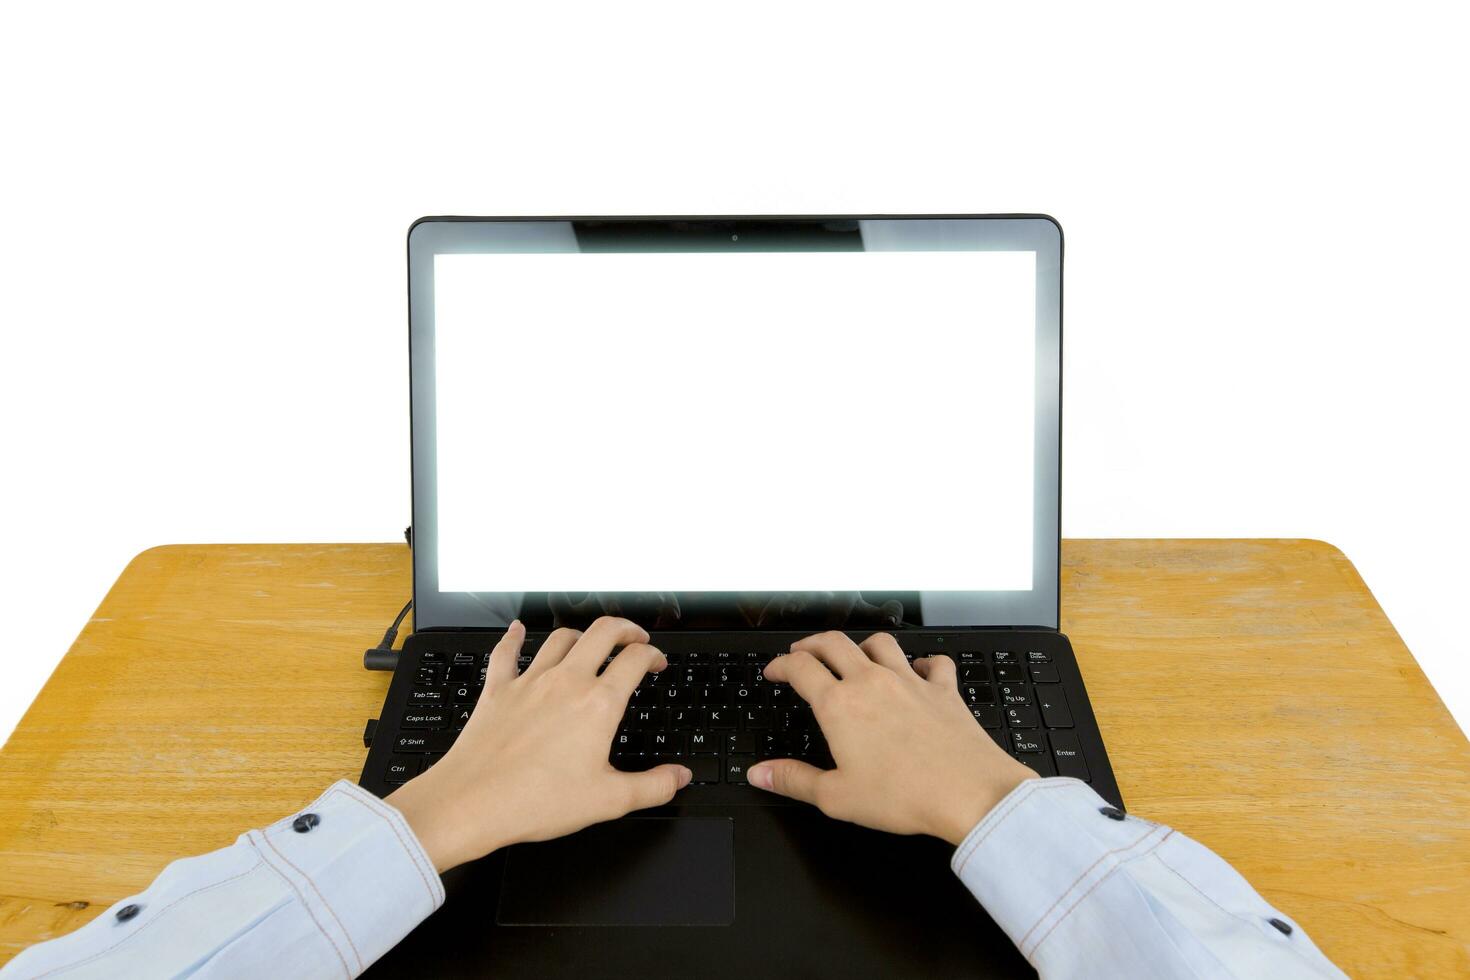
[363,598,413,671]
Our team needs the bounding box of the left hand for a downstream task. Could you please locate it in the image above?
[386,617,691,873]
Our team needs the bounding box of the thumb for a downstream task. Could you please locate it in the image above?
[747,758,826,806]
[619,763,692,812]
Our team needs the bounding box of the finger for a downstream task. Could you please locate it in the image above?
[790,631,869,678]
[564,616,651,673]
[764,650,838,702]
[617,763,692,812]
[600,642,668,702]
[522,627,581,677]
[913,654,957,686]
[485,620,525,689]
[747,758,828,806]
[858,632,910,673]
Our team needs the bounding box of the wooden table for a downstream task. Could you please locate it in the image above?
[1,541,1467,975]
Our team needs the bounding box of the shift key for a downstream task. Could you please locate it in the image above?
[1035,684,1074,728]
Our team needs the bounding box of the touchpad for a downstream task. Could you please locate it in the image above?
[496,817,734,926]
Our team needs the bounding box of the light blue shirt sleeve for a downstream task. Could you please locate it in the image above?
[952,776,1347,979]
[0,780,442,979]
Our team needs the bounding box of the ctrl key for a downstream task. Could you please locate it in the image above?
[384,755,422,784]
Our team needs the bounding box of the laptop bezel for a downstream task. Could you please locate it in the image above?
[406,215,1063,632]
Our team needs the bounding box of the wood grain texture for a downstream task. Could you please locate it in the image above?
[1,540,1466,975]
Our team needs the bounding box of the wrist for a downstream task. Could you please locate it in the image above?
[387,770,501,874]
[933,762,1039,846]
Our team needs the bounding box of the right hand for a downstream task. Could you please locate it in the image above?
[748,631,1038,845]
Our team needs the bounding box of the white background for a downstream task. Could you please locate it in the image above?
[0,1,1465,745]
[434,250,1035,592]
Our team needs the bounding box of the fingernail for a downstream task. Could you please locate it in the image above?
[749,764,773,790]
[677,766,693,788]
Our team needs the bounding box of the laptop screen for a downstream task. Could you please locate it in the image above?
[409,217,1061,631]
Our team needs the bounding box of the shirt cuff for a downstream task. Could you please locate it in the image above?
[245,779,445,974]
[950,777,1172,962]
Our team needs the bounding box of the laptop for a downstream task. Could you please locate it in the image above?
[359,215,1122,978]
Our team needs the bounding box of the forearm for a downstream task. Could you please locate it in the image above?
[952,778,1346,979]
[1,781,442,980]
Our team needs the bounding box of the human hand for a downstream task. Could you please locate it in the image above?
[748,632,1037,845]
[386,617,691,873]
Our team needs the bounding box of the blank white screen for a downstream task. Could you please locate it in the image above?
[433,250,1035,592]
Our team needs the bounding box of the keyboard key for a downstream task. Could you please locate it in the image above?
[708,708,737,730]
[406,689,444,705]
[959,651,984,661]
[994,664,1028,684]
[1049,730,1090,780]
[1029,664,1060,684]
[755,733,786,759]
[993,651,1018,665]
[1036,685,1074,727]
[451,707,472,730]
[670,709,706,730]
[959,665,990,683]
[1026,650,1052,664]
[414,667,440,687]
[1011,731,1046,754]
[384,756,421,784]
[742,708,773,730]
[613,731,644,753]
[725,755,755,784]
[970,705,1002,729]
[648,732,685,754]
[393,732,453,754]
[790,732,824,757]
[783,708,815,731]
[1005,705,1039,729]
[962,684,995,705]
[630,708,667,729]
[445,663,476,683]
[688,756,721,784]
[726,733,756,754]
[766,684,796,708]
[999,684,1032,706]
[401,709,449,730]
[730,686,759,704]
[688,732,719,754]
[1019,752,1057,777]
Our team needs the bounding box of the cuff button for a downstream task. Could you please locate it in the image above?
[292,812,321,833]
[115,903,142,923]
[1269,917,1293,936]
[1098,805,1125,821]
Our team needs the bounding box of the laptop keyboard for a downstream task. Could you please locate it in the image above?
[382,641,1093,788]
